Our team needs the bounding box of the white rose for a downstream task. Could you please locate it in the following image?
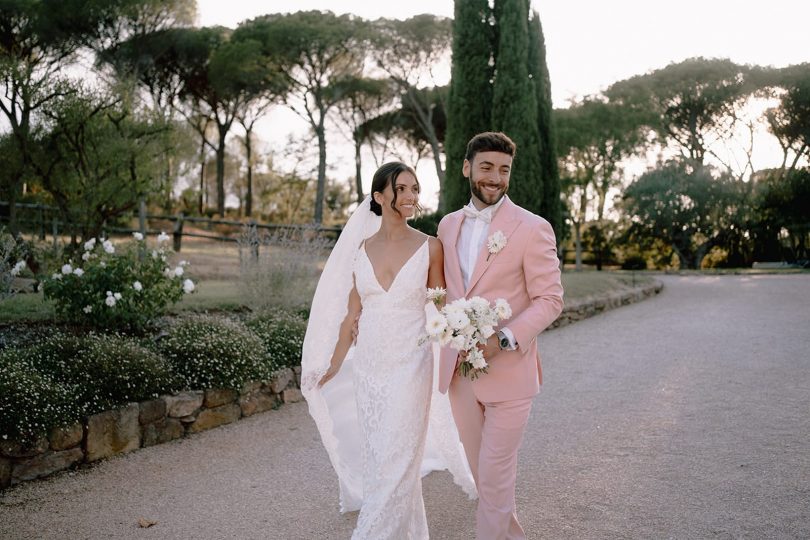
[151,250,159,259]
[105,295,116,307]
[83,305,93,314]
[183,279,195,294]
[445,308,470,331]
[102,240,115,254]
[114,292,122,300]
[61,264,73,275]
[51,273,62,280]
[10,261,26,276]
[83,238,96,251]
[132,232,144,241]
[82,252,91,261]
[73,268,84,277]
[494,298,512,319]
[163,268,173,278]
[133,281,143,292]
[174,266,184,277]
[450,334,467,350]
[157,232,170,244]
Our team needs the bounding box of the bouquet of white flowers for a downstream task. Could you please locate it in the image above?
[422,288,512,380]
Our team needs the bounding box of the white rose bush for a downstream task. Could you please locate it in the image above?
[42,232,196,332]
[422,288,512,380]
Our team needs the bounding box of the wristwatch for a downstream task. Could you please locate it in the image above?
[497,330,511,350]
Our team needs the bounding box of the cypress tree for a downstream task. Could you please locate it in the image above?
[528,10,562,235]
[490,0,543,217]
[441,0,494,214]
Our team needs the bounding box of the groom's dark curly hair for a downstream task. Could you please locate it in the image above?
[369,161,422,217]
[465,131,517,163]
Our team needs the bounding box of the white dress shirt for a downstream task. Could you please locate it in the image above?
[457,197,518,350]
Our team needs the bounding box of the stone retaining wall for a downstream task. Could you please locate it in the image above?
[0,279,663,491]
[0,367,303,490]
[549,279,663,330]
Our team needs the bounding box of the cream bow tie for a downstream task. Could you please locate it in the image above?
[462,205,492,223]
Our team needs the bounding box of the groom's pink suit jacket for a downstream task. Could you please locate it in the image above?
[437,197,564,402]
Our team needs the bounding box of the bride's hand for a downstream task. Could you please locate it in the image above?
[318,364,340,387]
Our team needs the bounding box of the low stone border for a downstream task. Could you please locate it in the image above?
[0,280,662,490]
[548,279,664,330]
[0,367,303,490]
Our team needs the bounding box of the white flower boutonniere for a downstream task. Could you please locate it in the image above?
[487,230,507,261]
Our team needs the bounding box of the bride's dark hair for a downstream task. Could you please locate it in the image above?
[369,162,422,217]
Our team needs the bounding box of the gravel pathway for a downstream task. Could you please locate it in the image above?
[1,274,808,539]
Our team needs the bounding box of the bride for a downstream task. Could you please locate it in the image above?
[301,162,476,539]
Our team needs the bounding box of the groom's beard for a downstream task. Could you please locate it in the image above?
[469,171,508,207]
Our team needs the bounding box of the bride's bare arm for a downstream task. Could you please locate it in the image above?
[427,237,447,306]
[319,282,362,387]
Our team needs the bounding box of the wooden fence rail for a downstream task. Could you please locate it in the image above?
[0,201,342,253]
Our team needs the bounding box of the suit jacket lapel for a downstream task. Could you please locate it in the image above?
[444,211,465,297]
[464,197,520,296]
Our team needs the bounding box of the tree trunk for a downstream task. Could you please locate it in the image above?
[245,128,253,218]
[216,129,227,217]
[574,220,582,271]
[354,136,364,204]
[314,121,327,224]
[198,137,206,215]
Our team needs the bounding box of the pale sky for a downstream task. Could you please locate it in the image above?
[196,0,810,209]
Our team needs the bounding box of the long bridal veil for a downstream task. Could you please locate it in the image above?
[301,196,476,512]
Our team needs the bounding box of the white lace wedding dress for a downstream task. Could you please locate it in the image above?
[301,197,476,540]
[351,239,434,538]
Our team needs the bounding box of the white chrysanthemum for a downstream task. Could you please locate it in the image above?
[132,232,144,241]
[133,281,143,292]
[83,238,96,251]
[10,260,26,276]
[82,252,92,261]
[425,313,448,336]
[183,279,195,294]
[480,325,495,338]
[494,298,512,319]
[174,266,184,277]
[426,287,446,302]
[469,348,488,370]
[469,296,489,311]
[61,264,73,275]
[113,292,122,300]
[83,305,93,314]
[73,268,84,277]
[105,295,116,307]
[157,231,170,244]
[102,240,115,254]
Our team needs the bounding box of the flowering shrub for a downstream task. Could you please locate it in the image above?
[41,233,196,332]
[158,315,273,391]
[0,228,30,301]
[246,310,307,371]
[0,355,81,445]
[0,332,176,444]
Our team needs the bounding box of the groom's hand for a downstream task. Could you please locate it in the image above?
[478,335,501,360]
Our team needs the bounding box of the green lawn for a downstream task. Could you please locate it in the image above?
[1,272,653,324]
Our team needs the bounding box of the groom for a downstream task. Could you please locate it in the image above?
[437,131,564,539]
